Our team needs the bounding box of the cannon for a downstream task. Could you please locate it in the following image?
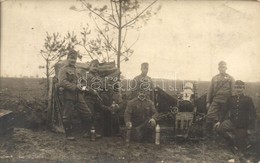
[154,82,207,140]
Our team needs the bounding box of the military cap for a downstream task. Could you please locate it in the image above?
[141,62,149,68]
[184,82,193,90]
[235,80,245,86]
[218,61,227,67]
[67,49,78,58]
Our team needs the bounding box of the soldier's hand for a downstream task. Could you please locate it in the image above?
[112,103,119,110]
[92,89,98,95]
[126,122,132,129]
[149,118,156,127]
[247,129,254,135]
[76,84,86,92]
[214,122,220,129]
[81,86,87,91]
[206,103,211,110]
[59,87,64,92]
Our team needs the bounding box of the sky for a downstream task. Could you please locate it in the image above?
[1,0,260,82]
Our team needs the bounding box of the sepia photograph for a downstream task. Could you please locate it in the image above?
[0,0,260,162]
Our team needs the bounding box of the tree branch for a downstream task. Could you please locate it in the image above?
[80,0,118,28]
[121,27,128,51]
[110,0,119,26]
[113,0,120,20]
[105,48,110,62]
[122,34,140,55]
[40,52,48,60]
[83,45,94,60]
[93,20,117,53]
[122,0,157,28]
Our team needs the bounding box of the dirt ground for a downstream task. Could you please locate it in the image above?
[0,78,259,162]
[0,128,251,163]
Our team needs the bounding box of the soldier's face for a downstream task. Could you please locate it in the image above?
[68,56,77,66]
[234,85,244,95]
[218,66,227,74]
[141,66,148,75]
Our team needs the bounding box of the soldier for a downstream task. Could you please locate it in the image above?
[58,49,92,141]
[131,62,154,100]
[206,61,235,137]
[124,88,158,142]
[216,80,256,152]
[84,59,103,138]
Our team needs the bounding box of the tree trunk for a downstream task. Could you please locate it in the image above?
[117,0,122,71]
[46,59,50,97]
[46,77,53,127]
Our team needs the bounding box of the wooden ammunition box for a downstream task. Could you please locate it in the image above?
[0,109,14,135]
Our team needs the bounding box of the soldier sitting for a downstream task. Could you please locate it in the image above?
[58,49,92,141]
[216,80,256,152]
[124,88,158,142]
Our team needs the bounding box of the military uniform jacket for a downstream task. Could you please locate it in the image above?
[207,73,235,103]
[84,71,103,97]
[124,97,157,127]
[227,94,256,129]
[58,64,84,102]
[131,74,154,100]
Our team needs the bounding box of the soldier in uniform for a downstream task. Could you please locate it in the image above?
[124,88,158,142]
[216,80,256,152]
[206,61,235,137]
[84,59,103,138]
[131,62,154,100]
[58,49,92,141]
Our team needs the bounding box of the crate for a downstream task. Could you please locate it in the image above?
[0,109,14,135]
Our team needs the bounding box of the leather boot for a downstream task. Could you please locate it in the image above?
[63,121,75,141]
[206,122,214,139]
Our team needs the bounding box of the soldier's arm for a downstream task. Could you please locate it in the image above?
[149,76,155,101]
[248,97,256,130]
[224,97,231,121]
[130,76,138,98]
[150,101,158,119]
[206,77,214,103]
[230,76,235,94]
[130,77,137,89]
[58,68,77,91]
[86,73,99,95]
[124,101,132,124]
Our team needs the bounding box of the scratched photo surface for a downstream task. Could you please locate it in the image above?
[0,0,260,162]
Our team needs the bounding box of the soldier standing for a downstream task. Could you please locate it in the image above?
[131,62,154,100]
[206,61,235,137]
[216,80,256,152]
[124,89,158,142]
[84,59,103,138]
[58,49,92,141]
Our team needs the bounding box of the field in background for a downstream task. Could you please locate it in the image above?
[1,77,260,115]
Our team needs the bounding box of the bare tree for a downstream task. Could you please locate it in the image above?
[71,0,161,69]
[39,29,95,95]
[40,33,67,95]
[65,25,113,62]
